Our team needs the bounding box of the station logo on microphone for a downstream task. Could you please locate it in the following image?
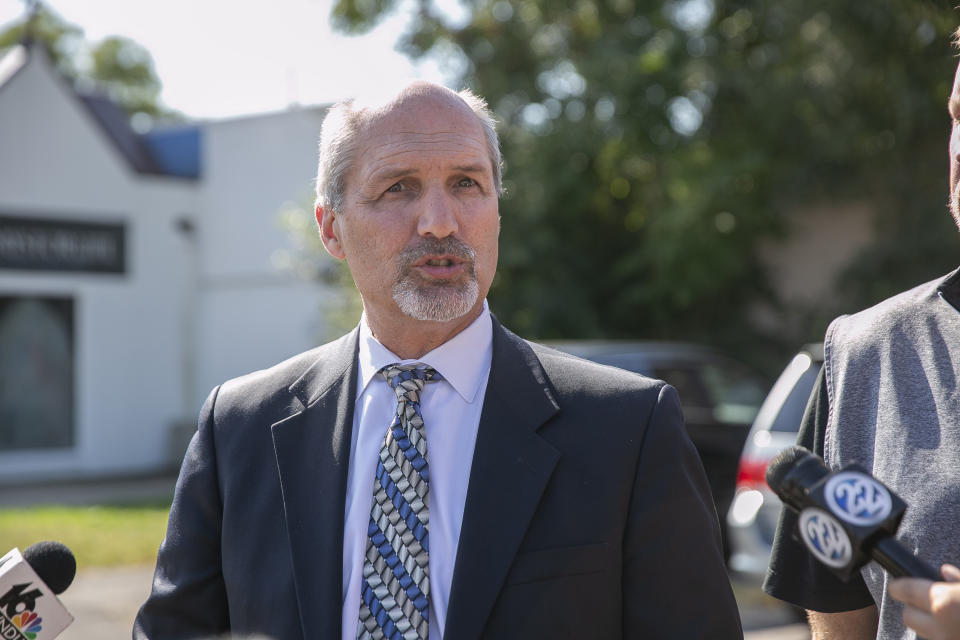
[0,549,72,640]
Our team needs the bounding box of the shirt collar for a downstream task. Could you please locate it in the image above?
[357,300,493,404]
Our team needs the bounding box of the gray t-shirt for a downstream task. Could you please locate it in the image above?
[765,268,960,639]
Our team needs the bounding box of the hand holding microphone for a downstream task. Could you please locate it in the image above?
[765,446,940,581]
[889,565,960,640]
[0,541,76,639]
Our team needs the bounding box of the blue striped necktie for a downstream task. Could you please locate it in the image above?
[358,363,439,640]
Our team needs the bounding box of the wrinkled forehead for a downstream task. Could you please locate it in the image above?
[353,89,491,165]
[360,86,483,139]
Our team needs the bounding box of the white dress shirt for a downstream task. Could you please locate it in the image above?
[341,302,493,640]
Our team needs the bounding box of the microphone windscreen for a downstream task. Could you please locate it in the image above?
[23,541,76,595]
[765,445,815,495]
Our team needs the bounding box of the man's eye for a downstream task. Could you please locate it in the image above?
[386,182,403,193]
[457,178,477,188]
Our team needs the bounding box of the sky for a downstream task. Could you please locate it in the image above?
[0,0,462,119]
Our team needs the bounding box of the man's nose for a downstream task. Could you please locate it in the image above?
[416,188,459,238]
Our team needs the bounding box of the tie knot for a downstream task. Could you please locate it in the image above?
[381,363,440,403]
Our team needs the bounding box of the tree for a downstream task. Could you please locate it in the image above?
[0,3,82,77]
[330,0,959,369]
[0,4,176,121]
[84,36,166,119]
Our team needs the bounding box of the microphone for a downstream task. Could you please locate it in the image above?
[0,541,76,639]
[766,446,940,582]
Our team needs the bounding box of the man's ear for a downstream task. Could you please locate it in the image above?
[317,204,346,260]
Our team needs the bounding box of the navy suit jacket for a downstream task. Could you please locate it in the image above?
[135,319,742,639]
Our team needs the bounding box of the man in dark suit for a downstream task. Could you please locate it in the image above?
[134,81,741,639]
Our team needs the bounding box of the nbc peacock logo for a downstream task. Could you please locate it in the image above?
[10,611,42,640]
[0,582,46,640]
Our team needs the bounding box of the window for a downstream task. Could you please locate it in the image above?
[0,296,74,449]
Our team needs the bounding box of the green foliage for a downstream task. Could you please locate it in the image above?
[332,0,959,367]
[0,4,82,77]
[87,36,166,118]
[331,0,404,34]
[0,503,170,568]
[0,5,177,121]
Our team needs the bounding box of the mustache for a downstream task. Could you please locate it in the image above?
[396,237,476,272]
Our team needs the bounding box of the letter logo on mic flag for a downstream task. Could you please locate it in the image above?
[799,508,853,569]
[0,549,72,640]
[824,471,893,526]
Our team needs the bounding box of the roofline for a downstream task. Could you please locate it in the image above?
[0,45,29,96]
[4,43,200,181]
[199,103,330,127]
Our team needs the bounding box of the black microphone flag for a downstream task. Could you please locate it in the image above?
[766,446,940,582]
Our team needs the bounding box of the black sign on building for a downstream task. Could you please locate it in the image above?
[0,214,126,274]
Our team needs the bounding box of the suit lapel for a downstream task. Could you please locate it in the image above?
[271,329,359,640]
[444,319,561,640]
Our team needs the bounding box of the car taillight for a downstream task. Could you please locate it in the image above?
[736,456,770,489]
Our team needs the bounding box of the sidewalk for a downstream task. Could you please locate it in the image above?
[59,564,154,639]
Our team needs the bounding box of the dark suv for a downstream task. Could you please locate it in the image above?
[550,341,768,558]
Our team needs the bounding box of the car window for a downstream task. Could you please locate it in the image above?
[575,348,766,426]
[698,360,766,425]
[585,355,713,409]
[769,363,822,432]
[585,353,651,374]
[651,366,712,409]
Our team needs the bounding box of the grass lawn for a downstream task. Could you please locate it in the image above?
[0,500,171,569]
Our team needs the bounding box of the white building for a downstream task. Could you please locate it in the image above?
[0,44,338,482]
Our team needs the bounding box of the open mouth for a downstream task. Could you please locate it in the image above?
[413,255,468,279]
[398,237,477,282]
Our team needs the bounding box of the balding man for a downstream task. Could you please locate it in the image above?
[134,82,741,640]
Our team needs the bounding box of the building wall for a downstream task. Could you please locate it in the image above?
[758,201,876,308]
[752,200,877,339]
[0,50,337,482]
[193,107,336,409]
[0,52,196,480]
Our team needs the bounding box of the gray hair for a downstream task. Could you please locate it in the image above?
[315,86,502,214]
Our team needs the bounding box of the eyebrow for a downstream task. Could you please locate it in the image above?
[370,167,415,183]
[450,164,489,174]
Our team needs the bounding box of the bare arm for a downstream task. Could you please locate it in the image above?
[808,606,878,640]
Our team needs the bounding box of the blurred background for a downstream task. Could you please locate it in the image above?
[1,0,958,637]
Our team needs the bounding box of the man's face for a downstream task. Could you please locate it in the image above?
[949,59,960,229]
[320,89,500,332]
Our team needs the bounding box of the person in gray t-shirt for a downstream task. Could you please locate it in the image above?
[763,28,960,640]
